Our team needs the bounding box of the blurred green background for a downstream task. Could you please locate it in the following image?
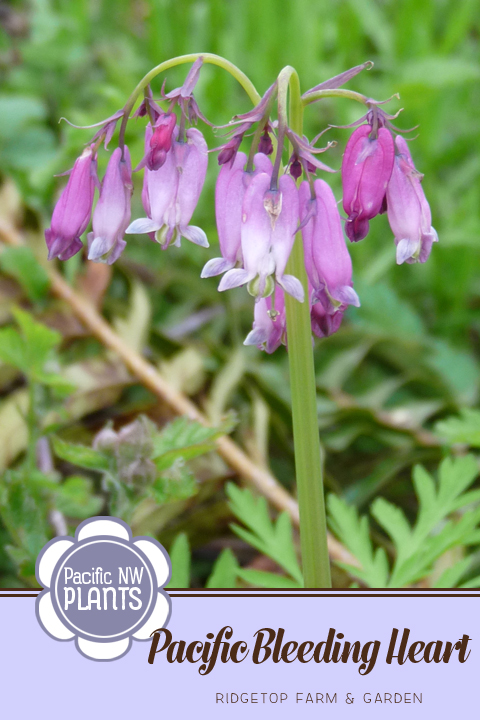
[0,0,479,587]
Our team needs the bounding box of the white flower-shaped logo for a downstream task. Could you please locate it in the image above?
[35,517,171,661]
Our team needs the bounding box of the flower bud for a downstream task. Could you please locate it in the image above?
[218,135,243,167]
[300,179,359,324]
[386,136,438,264]
[258,130,273,156]
[87,147,133,264]
[342,124,394,242]
[147,112,177,170]
[45,146,97,261]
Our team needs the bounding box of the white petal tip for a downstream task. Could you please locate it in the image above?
[125,218,161,235]
[181,225,209,248]
[396,237,419,265]
[244,328,268,347]
[278,275,304,303]
[218,268,249,292]
[200,258,235,278]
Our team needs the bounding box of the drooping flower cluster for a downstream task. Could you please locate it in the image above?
[45,58,437,352]
[341,107,437,264]
[45,58,209,264]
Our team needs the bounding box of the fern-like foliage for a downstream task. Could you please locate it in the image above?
[328,455,480,588]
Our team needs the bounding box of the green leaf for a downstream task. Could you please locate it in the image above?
[426,340,478,404]
[0,247,50,303]
[55,476,104,519]
[328,494,390,588]
[152,415,234,463]
[206,548,239,588]
[237,569,302,589]
[226,484,303,585]
[351,282,424,339]
[51,436,110,472]
[435,409,480,447]
[150,462,197,504]
[460,575,480,589]
[13,307,61,370]
[0,308,61,382]
[0,471,49,582]
[0,95,46,139]
[167,533,190,589]
[371,497,413,564]
[434,557,472,588]
[0,328,28,372]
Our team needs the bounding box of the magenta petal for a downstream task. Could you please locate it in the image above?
[312,179,353,295]
[342,125,394,238]
[252,152,273,176]
[215,151,248,266]
[240,172,273,280]
[298,181,318,290]
[345,215,370,243]
[89,147,132,262]
[271,174,299,280]
[301,179,358,313]
[176,128,208,229]
[57,237,83,261]
[311,299,344,338]
[386,135,437,264]
[146,145,178,228]
[45,146,96,260]
[244,289,286,353]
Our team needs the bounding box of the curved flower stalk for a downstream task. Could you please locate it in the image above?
[386,136,438,264]
[126,125,209,249]
[45,145,98,261]
[87,147,133,264]
[218,172,303,302]
[201,151,273,279]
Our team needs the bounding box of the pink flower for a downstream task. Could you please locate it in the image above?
[45,146,97,261]
[311,300,344,338]
[87,147,133,264]
[126,126,209,249]
[342,124,394,242]
[201,152,273,279]
[218,173,303,302]
[244,287,286,353]
[147,112,177,171]
[300,178,360,315]
[386,136,438,264]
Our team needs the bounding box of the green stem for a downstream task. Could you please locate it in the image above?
[27,381,39,474]
[281,67,332,588]
[118,53,261,148]
[302,88,369,107]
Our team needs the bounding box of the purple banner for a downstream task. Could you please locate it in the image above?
[0,589,478,716]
